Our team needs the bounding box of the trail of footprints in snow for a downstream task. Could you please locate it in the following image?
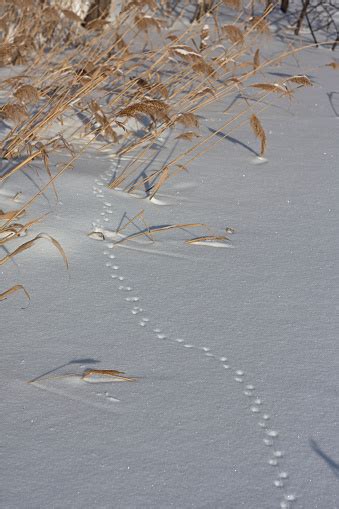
[91,169,296,509]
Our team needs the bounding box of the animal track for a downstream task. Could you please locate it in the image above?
[90,162,297,508]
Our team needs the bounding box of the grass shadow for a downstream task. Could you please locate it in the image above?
[310,439,339,478]
[29,358,100,384]
[208,127,259,156]
[327,92,339,117]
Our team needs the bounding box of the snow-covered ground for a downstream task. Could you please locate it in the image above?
[1,41,338,509]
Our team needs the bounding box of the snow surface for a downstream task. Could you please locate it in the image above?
[1,44,338,509]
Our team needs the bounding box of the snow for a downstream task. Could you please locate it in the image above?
[1,42,338,509]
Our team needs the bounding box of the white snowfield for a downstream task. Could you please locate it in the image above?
[1,45,338,509]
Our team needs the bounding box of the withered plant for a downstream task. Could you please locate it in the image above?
[0,0,315,303]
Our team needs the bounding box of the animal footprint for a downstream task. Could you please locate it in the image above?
[93,166,296,507]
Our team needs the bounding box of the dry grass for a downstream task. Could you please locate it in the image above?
[325,62,339,70]
[250,113,266,157]
[0,233,68,268]
[0,284,30,306]
[0,0,315,303]
[82,369,138,382]
[186,235,230,245]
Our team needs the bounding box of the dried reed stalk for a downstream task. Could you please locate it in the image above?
[0,285,30,305]
[250,114,266,157]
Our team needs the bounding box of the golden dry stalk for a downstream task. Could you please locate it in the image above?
[326,62,339,70]
[82,369,138,383]
[186,235,230,245]
[285,75,312,87]
[250,83,288,95]
[0,233,68,269]
[222,25,244,45]
[175,131,200,141]
[250,114,267,157]
[14,84,40,104]
[253,49,260,70]
[62,9,82,23]
[223,0,242,9]
[189,87,216,100]
[135,15,163,32]
[0,103,28,123]
[117,99,169,118]
[175,112,199,128]
[248,16,270,34]
[0,285,30,305]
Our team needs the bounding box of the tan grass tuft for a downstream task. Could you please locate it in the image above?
[0,43,13,64]
[136,79,169,99]
[14,84,40,104]
[174,112,200,128]
[169,45,203,64]
[0,103,28,123]
[0,209,25,221]
[222,25,244,45]
[250,83,288,95]
[284,75,312,87]
[248,16,270,34]
[151,82,169,99]
[192,61,215,77]
[0,0,316,305]
[175,131,200,141]
[167,34,179,42]
[62,9,82,23]
[325,62,339,70]
[123,0,157,11]
[82,369,138,382]
[117,99,169,119]
[222,0,242,9]
[250,114,267,157]
[89,100,118,142]
[148,166,170,199]
[135,15,163,33]
[253,49,260,70]
[85,19,109,31]
[189,87,216,100]
[42,6,59,22]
